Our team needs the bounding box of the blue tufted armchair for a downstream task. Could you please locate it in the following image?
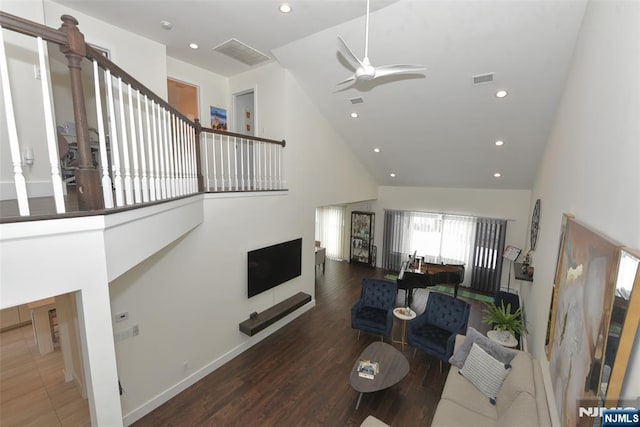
[407,292,470,364]
[351,278,398,339]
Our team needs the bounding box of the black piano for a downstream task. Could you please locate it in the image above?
[396,255,465,306]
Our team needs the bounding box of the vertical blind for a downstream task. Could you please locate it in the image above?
[382,209,506,292]
[315,206,346,260]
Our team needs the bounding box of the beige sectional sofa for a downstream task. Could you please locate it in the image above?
[361,335,551,427]
[431,335,551,427]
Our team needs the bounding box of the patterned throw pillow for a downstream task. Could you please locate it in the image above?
[448,327,516,368]
[459,342,511,404]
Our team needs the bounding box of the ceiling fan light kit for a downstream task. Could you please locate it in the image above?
[337,0,425,85]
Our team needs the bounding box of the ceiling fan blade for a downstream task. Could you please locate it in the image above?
[337,36,364,69]
[373,64,426,79]
[337,74,357,85]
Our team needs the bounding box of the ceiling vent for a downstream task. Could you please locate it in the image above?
[472,73,495,85]
[213,38,270,66]
[350,97,364,104]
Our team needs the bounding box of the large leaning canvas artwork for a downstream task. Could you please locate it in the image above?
[548,219,619,426]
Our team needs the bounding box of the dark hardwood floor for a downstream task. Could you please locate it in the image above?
[134,260,490,427]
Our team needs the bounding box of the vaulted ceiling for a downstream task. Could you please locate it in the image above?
[53,0,588,190]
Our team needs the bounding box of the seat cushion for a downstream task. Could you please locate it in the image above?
[495,351,535,417]
[440,365,498,420]
[432,399,496,427]
[496,392,539,427]
[353,306,388,332]
[410,324,450,354]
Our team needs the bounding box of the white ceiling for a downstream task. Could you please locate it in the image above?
[52,0,588,190]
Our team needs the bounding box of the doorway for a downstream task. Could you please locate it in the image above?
[167,78,199,121]
[233,89,255,136]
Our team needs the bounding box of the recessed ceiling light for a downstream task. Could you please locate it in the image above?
[495,90,508,98]
[160,20,173,30]
[350,112,359,118]
[494,172,502,178]
[374,148,380,153]
[279,3,292,13]
[189,43,199,49]
[495,140,504,146]
[390,173,396,178]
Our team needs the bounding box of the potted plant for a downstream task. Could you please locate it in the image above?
[482,301,528,341]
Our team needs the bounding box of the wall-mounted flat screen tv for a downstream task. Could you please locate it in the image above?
[248,238,302,298]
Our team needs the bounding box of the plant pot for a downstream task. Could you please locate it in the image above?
[494,329,515,342]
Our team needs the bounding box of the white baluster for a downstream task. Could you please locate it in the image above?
[211,133,218,192]
[172,116,180,196]
[188,122,195,192]
[185,123,193,192]
[105,69,124,206]
[151,101,162,200]
[278,144,283,189]
[233,137,239,191]
[117,78,133,205]
[269,143,273,190]
[145,96,157,201]
[240,138,245,191]
[92,60,113,208]
[38,37,65,213]
[164,110,174,198]
[226,135,232,191]
[136,91,149,203]
[218,134,224,191]
[202,133,210,191]
[251,140,257,190]
[0,29,29,215]
[157,105,167,199]
[177,117,185,195]
[127,85,141,203]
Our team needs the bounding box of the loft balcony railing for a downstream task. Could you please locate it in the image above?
[0,12,286,223]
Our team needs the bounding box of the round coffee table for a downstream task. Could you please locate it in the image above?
[350,341,410,410]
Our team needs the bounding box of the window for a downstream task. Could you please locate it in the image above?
[382,210,506,292]
[315,206,346,260]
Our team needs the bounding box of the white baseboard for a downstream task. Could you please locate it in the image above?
[121,299,315,426]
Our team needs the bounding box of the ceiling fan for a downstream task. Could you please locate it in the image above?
[337,0,425,85]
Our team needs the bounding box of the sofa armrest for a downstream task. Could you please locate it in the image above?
[454,334,466,352]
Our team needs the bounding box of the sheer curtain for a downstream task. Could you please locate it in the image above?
[382,210,481,288]
[315,206,346,260]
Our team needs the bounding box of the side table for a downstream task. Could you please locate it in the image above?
[392,307,416,351]
[487,330,518,348]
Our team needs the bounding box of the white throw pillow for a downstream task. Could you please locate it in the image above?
[459,342,511,404]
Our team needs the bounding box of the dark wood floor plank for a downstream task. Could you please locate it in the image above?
[133,260,489,427]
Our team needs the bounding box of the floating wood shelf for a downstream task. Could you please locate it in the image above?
[239,291,312,336]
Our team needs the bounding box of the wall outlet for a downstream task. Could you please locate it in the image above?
[33,65,41,80]
[114,312,128,322]
[132,324,139,336]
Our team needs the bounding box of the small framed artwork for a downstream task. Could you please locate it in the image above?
[210,106,227,130]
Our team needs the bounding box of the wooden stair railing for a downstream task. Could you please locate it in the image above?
[0,11,287,220]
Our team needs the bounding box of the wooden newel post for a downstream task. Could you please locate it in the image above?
[194,119,204,192]
[59,15,104,210]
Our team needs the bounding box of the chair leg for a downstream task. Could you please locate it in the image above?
[380,335,383,342]
[413,348,417,358]
[357,330,361,340]
[439,360,443,374]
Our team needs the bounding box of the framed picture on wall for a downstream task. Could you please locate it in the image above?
[210,106,227,130]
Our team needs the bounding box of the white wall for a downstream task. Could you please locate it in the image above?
[373,186,531,288]
[43,0,167,99]
[166,56,229,127]
[109,62,378,423]
[523,0,640,419]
